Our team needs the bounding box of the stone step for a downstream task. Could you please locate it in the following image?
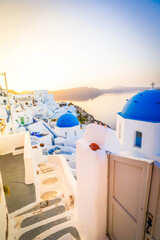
[18,216,69,240]
[58,233,77,240]
[39,166,55,173]
[21,205,65,228]
[16,198,61,217]
[43,227,81,240]
[40,168,55,174]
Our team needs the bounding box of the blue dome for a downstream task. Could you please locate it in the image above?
[57,113,79,128]
[118,90,160,122]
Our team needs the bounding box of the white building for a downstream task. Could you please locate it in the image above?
[34,90,49,105]
[0,106,8,120]
[13,109,33,125]
[0,89,6,97]
[117,89,160,161]
[45,93,55,105]
[0,96,7,105]
[30,132,52,146]
[15,97,33,109]
[55,113,81,139]
[59,102,77,115]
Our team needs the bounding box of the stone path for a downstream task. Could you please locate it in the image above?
[11,161,80,240]
[16,198,61,217]
[21,205,65,228]
[19,216,69,240]
[43,227,80,240]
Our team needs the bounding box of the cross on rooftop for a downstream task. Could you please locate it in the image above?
[151,82,155,88]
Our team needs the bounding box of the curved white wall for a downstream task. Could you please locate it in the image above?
[76,124,110,240]
[56,125,80,139]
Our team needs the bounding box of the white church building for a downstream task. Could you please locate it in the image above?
[116,89,160,161]
[55,113,81,139]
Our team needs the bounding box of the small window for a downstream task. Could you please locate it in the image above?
[135,131,142,148]
[74,130,76,136]
[65,132,67,136]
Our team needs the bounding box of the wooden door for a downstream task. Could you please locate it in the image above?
[108,154,152,240]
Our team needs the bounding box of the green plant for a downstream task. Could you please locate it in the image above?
[3,185,10,196]
[78,116,87,124]
[68,102,73,106]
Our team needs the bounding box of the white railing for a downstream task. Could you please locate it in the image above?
[24,132,35,185]
[0,132,25,155]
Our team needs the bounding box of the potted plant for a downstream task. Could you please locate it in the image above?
[3,185,10,196]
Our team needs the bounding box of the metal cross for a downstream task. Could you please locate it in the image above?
[151,82,155,88]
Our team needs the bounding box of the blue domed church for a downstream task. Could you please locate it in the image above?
[56,113,80,139]
[116,89,160,161]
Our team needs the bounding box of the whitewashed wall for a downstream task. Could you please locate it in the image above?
[13,109,33,125]
[47,94,55,104]
[117,114,160,161]
[28,120,50,134]
[154,124,160,156]
[20,100,33,109]
[0,132,35,185]
[35,134,52,146]
[0,106,8,120]
[0,132,25,155]
[76,124,109,240]
[24,132,35,185]
[0,96,7,105]
[48,155,77,205]
[55,125,81,139]
[0,173,8,240]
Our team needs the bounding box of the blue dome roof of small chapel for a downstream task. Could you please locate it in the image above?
[57,113,79,128]
[118,90,160,122]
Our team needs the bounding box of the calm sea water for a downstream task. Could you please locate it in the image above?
[70,92,138,130]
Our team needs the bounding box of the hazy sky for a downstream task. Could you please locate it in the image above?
[0,0,160,91]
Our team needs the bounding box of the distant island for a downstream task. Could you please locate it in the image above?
[49,86,151,101]
[7,86,159,101]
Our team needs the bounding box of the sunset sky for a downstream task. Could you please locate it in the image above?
[0,0,160,91]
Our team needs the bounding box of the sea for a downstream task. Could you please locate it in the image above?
[69,92,138,130]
